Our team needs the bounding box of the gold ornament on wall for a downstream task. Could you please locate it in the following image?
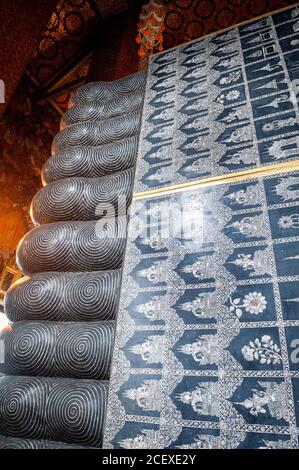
[136,0,166,68]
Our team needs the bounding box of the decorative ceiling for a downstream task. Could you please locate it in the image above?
[26,0,98,89]
[24,0,132,113]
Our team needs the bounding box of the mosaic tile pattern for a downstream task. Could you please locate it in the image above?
[134,5,299,193]
[104,170,299,449]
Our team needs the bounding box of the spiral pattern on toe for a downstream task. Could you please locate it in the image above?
[42,136,138,184]
[0,376,108,446]
[54,321,114,379]
[4,322,58,377]
[69,70,146,106]
[1,70,146,449]
[5,321,114,379]
[0,435,87,449]
[32,169,134,225]
[52,111,140,154]
[16,218,127,275]
[47,379,108,446]
[0,376,49,439]
[61,91,143,128]
[5,270,120,322]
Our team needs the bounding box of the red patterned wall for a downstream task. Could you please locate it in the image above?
[0,0,57,117]
[163,0,298,49]
[87,12,139,82]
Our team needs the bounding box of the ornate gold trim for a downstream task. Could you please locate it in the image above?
[133,160,299,200]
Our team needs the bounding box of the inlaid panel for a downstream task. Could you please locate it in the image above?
[105,169,299,449]
[134,5,299,194]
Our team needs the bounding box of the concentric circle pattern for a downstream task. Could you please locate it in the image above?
[69,70,146,106]
[0,375,49,439]
[0,376,108,447]
[52,111,141,153]
[16,218,127,275]
[61,91,143,128]
[31,169,134,224]
[5,270,121,322]
[2,71,145,448]
[5,321,115,379]
[46,378,108,446]
[0,435,87,449]
[42,135,138,186]
[42,136,138,184]
[4,321,58,377]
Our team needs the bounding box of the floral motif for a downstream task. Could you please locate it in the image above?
[241,335,282,365]
[229,292,267,318]
[243,292,267,315]
[278,214,299,229]
[219,70,242,85]
[226,90,240,101]
[230,249,272,277]
[216,89,240,104]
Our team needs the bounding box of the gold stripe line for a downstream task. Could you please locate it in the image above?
[132,160,299,200]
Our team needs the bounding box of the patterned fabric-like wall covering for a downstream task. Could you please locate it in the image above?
[104,5,299,449]
[0,0,57,117]
[163,0,298,50]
